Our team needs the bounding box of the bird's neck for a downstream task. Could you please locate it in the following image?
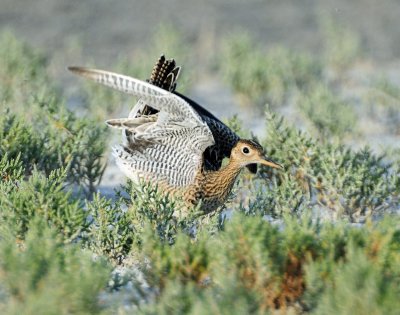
[202,159,243,198]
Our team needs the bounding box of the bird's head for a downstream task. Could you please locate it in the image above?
[231,140,283,170]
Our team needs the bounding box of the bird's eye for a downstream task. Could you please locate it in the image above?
[242,147,250,154]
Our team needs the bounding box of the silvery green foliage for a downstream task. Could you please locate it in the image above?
[0,32,107,194]
[0,218,110,314]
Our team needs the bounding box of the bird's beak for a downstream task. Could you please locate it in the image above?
[260,156,283,170]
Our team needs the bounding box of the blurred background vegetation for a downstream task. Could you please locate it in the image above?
[0,1,400,314]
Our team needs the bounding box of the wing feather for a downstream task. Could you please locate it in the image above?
[69,66,215,187]
[68,66,203,125]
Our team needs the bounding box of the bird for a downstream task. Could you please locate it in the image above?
[68,57,282,213]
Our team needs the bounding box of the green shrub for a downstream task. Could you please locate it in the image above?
[84,182,201,264]
[1,108,107,193]
[305,218,400,315]
[0,219,110,314]
[298,83,357,139]
[220,32,322,108]
[133,213,400,314]
[0,155,88,242]
[84,194,135,264]
[125,182,199,243]
[366,77,400,135]
[321,17,362,72]
[243,111,399,221]
[0,32,107,193]
[0,31,51,107]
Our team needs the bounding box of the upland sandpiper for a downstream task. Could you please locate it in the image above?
[69,56,282,212]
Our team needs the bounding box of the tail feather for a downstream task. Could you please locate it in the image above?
[141,55,181,116]
[148,55,181,92]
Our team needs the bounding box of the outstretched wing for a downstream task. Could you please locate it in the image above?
[68,67,201,126]
[69,66,215,187]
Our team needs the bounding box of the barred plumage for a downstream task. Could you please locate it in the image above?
[68,56,282,213]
